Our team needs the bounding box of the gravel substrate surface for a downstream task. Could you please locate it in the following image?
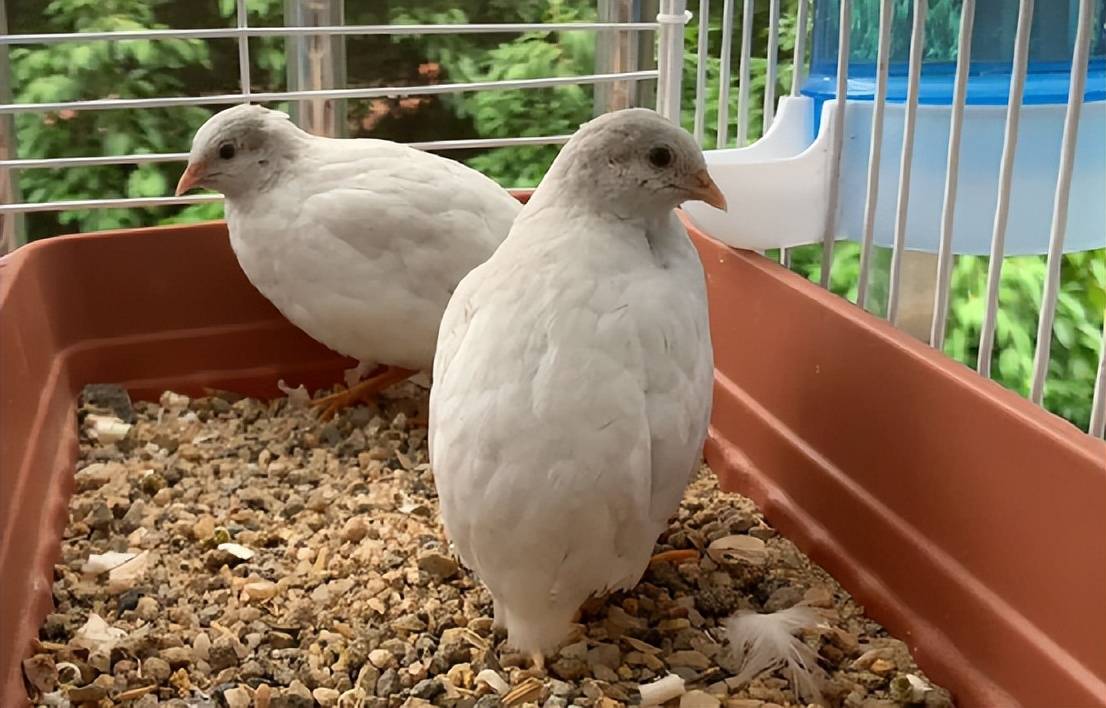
[24,384,953,708]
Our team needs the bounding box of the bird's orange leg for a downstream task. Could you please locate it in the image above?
[311,366,418,420]
[648,549,700,567]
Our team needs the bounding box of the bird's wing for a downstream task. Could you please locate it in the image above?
[628,217,714,527]
[295,141,520,302]
[236,139,519,367]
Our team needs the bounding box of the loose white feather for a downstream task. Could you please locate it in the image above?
[725,606,827,705]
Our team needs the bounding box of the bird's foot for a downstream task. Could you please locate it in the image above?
[343,361,377,389]
[648,548,700,567]
[311,366,417,421]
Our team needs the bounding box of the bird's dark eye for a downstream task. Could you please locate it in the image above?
[647,146,673,168]
[218,143,236,160]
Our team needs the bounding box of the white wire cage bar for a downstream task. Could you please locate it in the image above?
[884,0,927,325]
[4,0,1104,437]
[855,0,893,309]
[715,0,736,147]
[693,0,711,143]
[976,0,1034,379]
[929,0,976,350]
[0,70,660,115]
[735,0,754,146]
[0,22,663,45]
[1029,0,1095,405]
[817,0,850,290]
[762,0,779,131]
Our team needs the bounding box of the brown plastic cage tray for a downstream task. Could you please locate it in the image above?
[2,217,1104,707]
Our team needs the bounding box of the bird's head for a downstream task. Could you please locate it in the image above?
[546,108,726,216]
[176,104,297,199]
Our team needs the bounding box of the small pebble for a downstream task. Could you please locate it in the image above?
[22,654,57,694]
[142,656,171,684]
[342,517,369,543]
[222,686,251,708]
[667,650,711,670]
[680,690,721,708]
[134,595,159,621]
[67,684,108,703]
[243,580,278,602]
[313,686,341,706]
[160,647,193,668]
[416,550,459,580]
[368,649,394,670]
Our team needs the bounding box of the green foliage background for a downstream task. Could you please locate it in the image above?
[7,0,1104,430]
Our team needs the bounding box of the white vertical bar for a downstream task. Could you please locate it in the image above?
[886,0,928,322]
[789,0,809,97]
[977,0,1034,378]
[763,0,780,130]
[1091,338,1106,437]
[694,0,710,142]
[656,0,689,123]
[930,0,976,348]
[818,0,850,289]
[855,0,893,309]
[236,0,251,97]
[1030,0,1093,404]
[736,0,754,145]
[781,0,809,268]
[717,0,735,147]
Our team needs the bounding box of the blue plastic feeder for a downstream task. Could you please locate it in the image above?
[684,0,1105,256]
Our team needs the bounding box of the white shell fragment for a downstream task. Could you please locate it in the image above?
[474,669,510,695]
[890,673,932,703]
[638,673,686,706]
[159,391,190,410]
[55,662,82,685]
[277,379,311,407]
[73,613,126,651]
[107,551,150,592]
[217,543,256,560]
[85,414,132,444]
[81,551,136,576]
[707,534,768,566]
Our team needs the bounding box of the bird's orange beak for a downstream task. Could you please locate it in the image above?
[175,162,206,196]
[690,169,727,212]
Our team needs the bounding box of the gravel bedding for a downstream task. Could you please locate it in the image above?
[22,384,953,708]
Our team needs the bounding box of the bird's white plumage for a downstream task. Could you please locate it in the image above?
[430,109,715,654]
[190,105,521,373]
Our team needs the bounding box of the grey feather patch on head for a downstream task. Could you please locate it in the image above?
[534,107,723,216]
[181,103,303,198]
